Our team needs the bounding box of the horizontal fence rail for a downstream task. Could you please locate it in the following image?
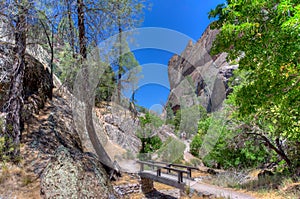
[137,160,199,183]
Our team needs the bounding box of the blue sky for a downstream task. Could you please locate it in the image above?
[132,0,224,112]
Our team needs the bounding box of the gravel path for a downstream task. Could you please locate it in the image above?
[189,181,256,199]
[183,140,195,162]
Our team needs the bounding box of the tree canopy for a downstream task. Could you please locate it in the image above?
[209,0,300,169]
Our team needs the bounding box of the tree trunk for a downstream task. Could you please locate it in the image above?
[264,137,292,169]
[40,20,54,100]
[66,0,75,58]
[76,0,117,175]
[77,0,87,59]
[246,130,293,170]
[5,1,27,160]
[117,5,122,104]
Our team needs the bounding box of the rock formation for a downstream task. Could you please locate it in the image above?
[167,26,238,112]
[0,44,117,198]
[100,111,141,154]
[40,146,115,199]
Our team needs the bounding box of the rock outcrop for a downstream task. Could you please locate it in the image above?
[155,125,176,142]
[72,102,142,169]
[41,146,115,199]
[167,26,238,112]
[0,44,52,114]
[101,112,141,154]
[0,43,117,198]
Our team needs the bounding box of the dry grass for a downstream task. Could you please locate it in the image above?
[0,163,41,199]
[191,170,211,178]
[204,168,300,199]
[154,182,175,190]
[112,173,140,186]
[247,189,298,199]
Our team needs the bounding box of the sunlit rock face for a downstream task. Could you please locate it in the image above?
[40,146,115,199]
[0,44,52,114]
[167,26,238,113]
[102,112,142,154]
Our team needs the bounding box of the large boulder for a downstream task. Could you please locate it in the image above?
[41,146,116,199]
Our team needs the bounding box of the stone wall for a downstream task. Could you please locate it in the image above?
[114,183,140,197]
[140,177,154,194]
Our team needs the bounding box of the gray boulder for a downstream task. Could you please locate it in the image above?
[41,146,116,199]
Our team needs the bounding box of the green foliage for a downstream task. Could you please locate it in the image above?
[165,103,174,125]
[173,110,181,132]
[113,39,142,102]
[157,137,185,163]
[198,116,212,136]
[191,114,269,169]
[56,43,79,90]
[202,139,269,169]
[138,112,164,158]
[190,113,211,157]
[95,65,115,104]
[139,135,162,154]
[0,136,16,163]
[139,112,164,128]
[173,105,207,137]
[202,131,269,169]
[190,134,202,157]
[210,0,300,169]
[56,44,117,104]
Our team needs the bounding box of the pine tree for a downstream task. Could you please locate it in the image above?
[111,0,145,103]
[4,0,29,160]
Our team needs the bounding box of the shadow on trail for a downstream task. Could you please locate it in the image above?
[145,189,178,199]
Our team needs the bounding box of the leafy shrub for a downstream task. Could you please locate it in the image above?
[158,137,185,163]
[202,135,269,169]
[139,112,163,128]
[139,135,162,154]
[94,65,115,104]
[190,134,202,157]
[191,114,269,169]
[174,105,207,137]
[190,158,202,167]
[0,136,15,163]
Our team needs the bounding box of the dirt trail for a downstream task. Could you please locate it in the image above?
[183,140,195,162]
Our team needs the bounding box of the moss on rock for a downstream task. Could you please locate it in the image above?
[41,146,117,199]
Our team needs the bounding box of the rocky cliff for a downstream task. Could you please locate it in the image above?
[0,44,117,198]
[167,26,238,112]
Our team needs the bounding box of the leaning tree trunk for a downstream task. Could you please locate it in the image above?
[5,1,27,160]
[76,0,118,175]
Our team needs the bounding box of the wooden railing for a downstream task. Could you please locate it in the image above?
[167,163,199,179]
[137,160,199,183]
